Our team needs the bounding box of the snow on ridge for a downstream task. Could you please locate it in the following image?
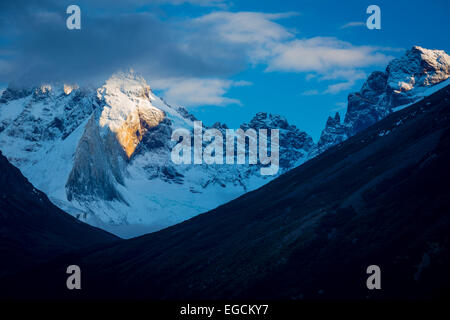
[0,70,313,235]
[392,77,450,112]
[310,46,450,158]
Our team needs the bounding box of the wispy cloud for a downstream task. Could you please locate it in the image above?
[266,38,389,73]
[340,21,365,29]
[190,11,298,63]
[157,0,230,8]
[191,12,390,73]
[301,70,367,95]
[324,80,356,94]
[319,69,367,82]
[152,78,251,107]
[321,69,367,94]
[190,12,392,95]
[0,2,396,106]
[331,102,347,112]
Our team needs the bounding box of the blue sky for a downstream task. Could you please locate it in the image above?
[175,0,450,139]
[0,0,449,140]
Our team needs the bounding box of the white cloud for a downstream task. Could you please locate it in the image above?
[340,21,365,29]
[324,80,355,94]
[130,0,229,7]
[320,69,367,81]
[192,13,391,73]
[267,37,390,73]
[233,80,253,87]
[302,70,367,95]
[189,12,393,95]
[152,77,251,107]
[322,69,367,94]
[193,11,296,44]
[164,0,229,7]
[191,11,297,62]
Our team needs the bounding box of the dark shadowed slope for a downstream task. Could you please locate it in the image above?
[2,85,450,300]
[0,151,119,278]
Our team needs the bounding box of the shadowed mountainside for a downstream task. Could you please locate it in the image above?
[0,151,119,278]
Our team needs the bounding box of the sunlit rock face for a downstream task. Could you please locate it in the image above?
[66,72,165,203]
[97,71,165,158]
[63,84,79,95]
[115,107,165,158]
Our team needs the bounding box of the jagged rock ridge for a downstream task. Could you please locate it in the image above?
[312,46,450,155]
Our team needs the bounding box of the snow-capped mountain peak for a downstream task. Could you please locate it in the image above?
[387,46,449,97]
[97,72,165,158]
[0,71,313,236]
[310,46,450,157]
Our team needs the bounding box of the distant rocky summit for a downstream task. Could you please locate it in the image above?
[310,46,450,157]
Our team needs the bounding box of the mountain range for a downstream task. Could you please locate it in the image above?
[0,73,314,237]
[1,74,448,300]
[0,46,448,239]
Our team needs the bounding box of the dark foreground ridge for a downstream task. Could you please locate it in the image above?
[0,151,119,279]
[1,85,450,300]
